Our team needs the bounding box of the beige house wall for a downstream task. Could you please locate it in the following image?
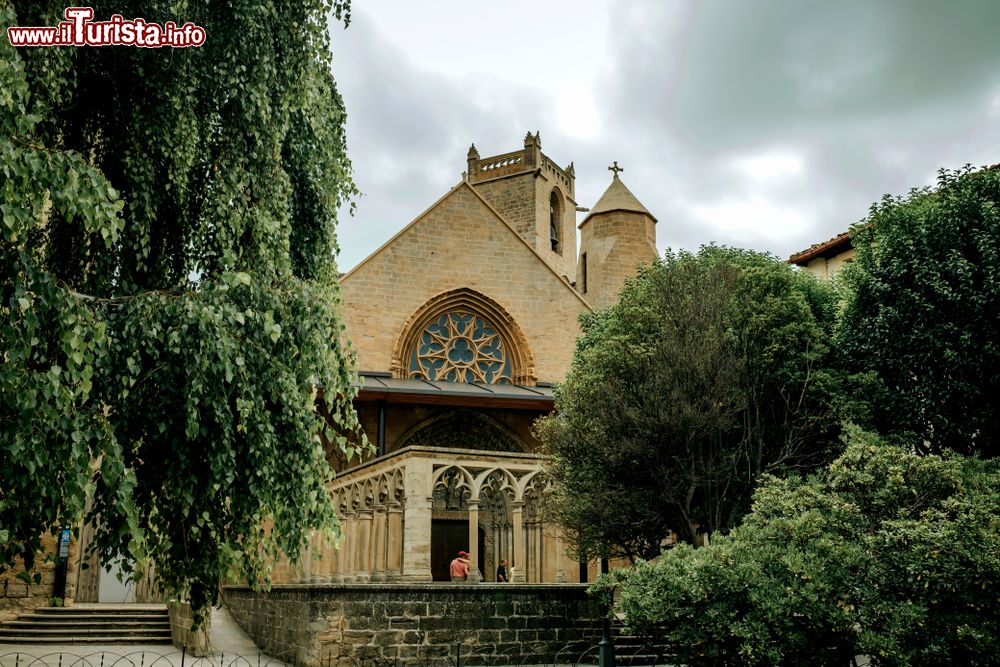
[801,247,856,280]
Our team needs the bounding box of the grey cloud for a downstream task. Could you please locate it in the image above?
[592,0,1000,258]
[607,0,1000,148]
[330,11,569,269]
[329,1,1000,271]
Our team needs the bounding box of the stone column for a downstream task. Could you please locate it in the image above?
[319,533,334,583]
[372,504,387,582]
[526,523,535,583]
[525,523,532,583]
[342,511,356,582]
[299,538,312,583]
[512,501,525,583]
[332,523,345,583]
[553,527,569,583]
[536,525,542,582]
[307,533,322,584]
[467,502,481,583]
[386,501,403,580]
[401,459,433,582]
[534,524,543,583]
[356,509,373,583]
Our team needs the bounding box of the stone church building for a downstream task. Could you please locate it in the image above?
[1,133,656,613]
[271,133,658,586]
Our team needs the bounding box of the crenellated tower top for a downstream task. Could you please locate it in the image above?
[466,133,577,280]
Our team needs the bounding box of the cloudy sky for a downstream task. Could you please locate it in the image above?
[329,0,1000,271]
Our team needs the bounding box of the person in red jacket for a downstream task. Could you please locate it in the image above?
[450,550,470,581]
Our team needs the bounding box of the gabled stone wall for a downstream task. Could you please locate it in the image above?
[224,584,602,667]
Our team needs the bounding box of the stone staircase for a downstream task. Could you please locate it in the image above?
[0,605,170,645]
[611,620,673,667]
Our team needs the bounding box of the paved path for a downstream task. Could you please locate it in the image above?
[0,607,286,667]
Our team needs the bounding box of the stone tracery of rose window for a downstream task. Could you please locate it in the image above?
[408,311,512,383]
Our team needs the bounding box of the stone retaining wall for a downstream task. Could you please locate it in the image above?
[168,601,212,656]
[223,584,602,667]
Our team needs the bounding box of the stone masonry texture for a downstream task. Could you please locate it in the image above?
[223,584,602,667]
[339,184,588,383]
[0,532,81,622]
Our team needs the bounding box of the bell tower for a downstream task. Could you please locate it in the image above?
[577,165,657,309]
[466,133,577,279]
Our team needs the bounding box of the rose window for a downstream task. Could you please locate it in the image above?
[408,311,512,383]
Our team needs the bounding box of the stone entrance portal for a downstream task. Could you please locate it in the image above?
[267,446,578,584]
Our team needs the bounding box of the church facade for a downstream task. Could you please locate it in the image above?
[272,133,658,585]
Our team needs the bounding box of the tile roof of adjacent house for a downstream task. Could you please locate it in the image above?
[788,230,853,266]
[790,163,1000,266]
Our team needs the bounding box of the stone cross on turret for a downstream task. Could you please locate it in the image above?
[608,161,623,177]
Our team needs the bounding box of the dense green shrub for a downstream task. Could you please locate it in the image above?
[597,428,1000,666]
[537,247,858,559]
[839,165,1000,458]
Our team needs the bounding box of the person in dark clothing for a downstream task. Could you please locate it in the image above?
[496,558,509,582]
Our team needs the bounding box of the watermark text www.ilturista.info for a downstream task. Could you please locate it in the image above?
[7,7,206,48]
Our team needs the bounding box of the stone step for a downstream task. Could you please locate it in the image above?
[32,606,166,615]
[0,605,171,645]
[0,635,172,645]
[611,625,672,666]
[3,620,170,630]
[9,613,169,622]
[0,628,170,637]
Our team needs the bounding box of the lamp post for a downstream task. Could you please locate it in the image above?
[598,557,615,667]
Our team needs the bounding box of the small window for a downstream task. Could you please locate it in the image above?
[581,252,588,293]
[550,190,561,253]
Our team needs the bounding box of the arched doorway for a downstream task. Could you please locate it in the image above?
[430,467,472,582]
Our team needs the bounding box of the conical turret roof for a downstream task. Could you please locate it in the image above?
[581,175,656,226]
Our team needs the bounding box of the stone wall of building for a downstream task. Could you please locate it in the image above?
[471,173,577,281]
[0,532,81,622]
[472,175,538,251]
[577,210,657,310]
[223,584,602,667]
[340,184,589,384]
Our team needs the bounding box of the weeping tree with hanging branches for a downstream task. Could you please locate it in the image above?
[1,1,364,613]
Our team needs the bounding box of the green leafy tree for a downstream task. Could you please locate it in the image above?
[1,1,363,612]
[536,247,855,559]
[597,428,1000,666]
[838,165,1000,458]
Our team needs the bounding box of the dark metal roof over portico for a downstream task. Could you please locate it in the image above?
[355,372,555,410]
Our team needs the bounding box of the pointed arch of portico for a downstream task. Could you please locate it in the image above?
[391,288,536,385]
[517,469,541,501]
[431,464,475,496]
[473,467,518,502]
[396,409,527,453]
